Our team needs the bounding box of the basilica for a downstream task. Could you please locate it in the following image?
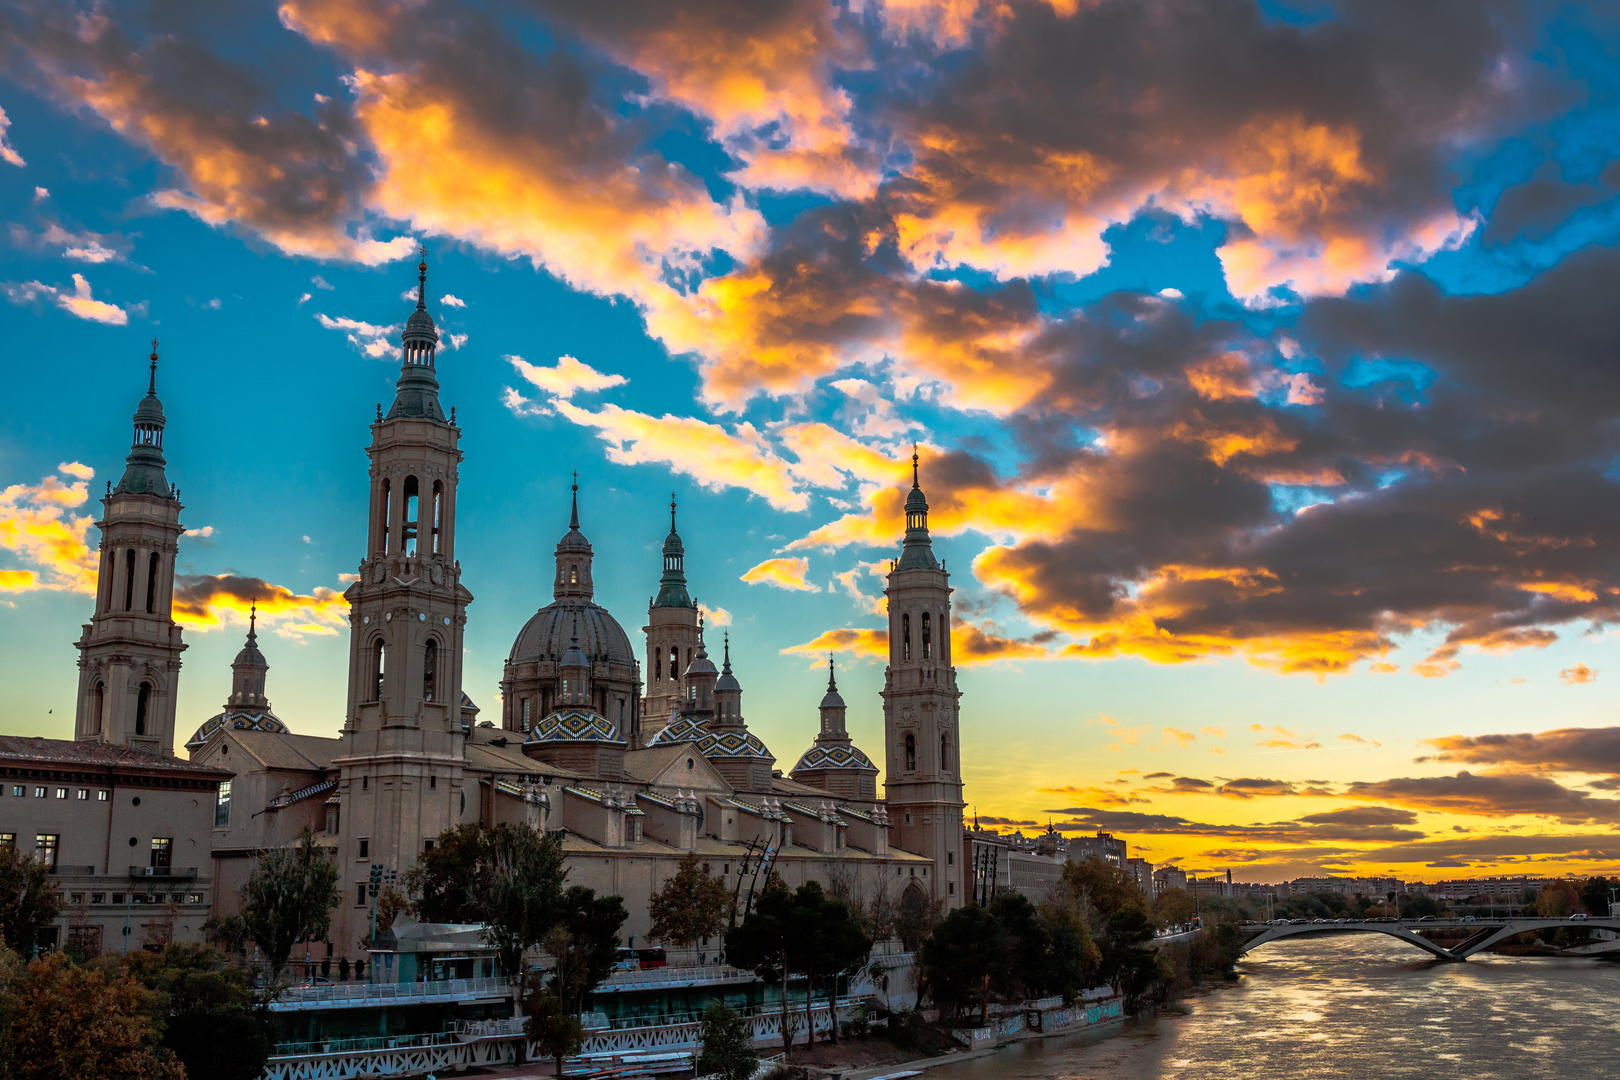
[4,259,969,959]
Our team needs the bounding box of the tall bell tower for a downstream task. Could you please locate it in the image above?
[75,344,187,755]
[335,256,474,946]
[642,497,701,724]
[882,451,965,909]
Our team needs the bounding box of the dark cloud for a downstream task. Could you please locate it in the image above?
[1048,805,1425,843]
[1296,806,1417,827]
[1481,161,1618,245]
[1345,771,1620,824]
[1423,727,1620,774]
[1360,834,1620,866]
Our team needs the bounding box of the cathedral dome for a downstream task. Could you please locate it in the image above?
[509,600,636,667]
[185,708,289,752]
[791,743,878,774]
[525,706,625,746]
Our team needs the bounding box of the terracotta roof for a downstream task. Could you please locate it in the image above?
[0,735,230,779]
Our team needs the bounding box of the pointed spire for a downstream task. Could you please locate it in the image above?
[670,493,678,532]
[655,492,693,609]
[415,243,428,311]
[115,341,173,498]
[722,632,732,674]
[148,338,159,395]
[570,471,580,530]
[912,442,920,489]
[827,652,838,693]
[391,246,445,420]
[898,443,938,571]
[247,600,258,645]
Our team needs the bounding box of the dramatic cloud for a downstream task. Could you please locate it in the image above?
[1421,727,1620,776]
[1046,804,1426,844]
[1344,771,1620,824]
[781,626,888,660]
[504,354,628,408]
[741,557,820,592]
[0,465,99,595]
[170,573,349,638]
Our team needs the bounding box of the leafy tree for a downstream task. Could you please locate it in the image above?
[524,985,583,1076]
[1535,878,1581,918]
[233,829,342,981]
[548,887,628,1011]
[695,1002,758,1080]
[795,881,872,1044]
[919,904,1006,1022]
[1154,887,1197,929]
[1581,876,1614,917]
[1058,857,1156,1007]
[405,823,567,979]
[726,879,800,1057]
[649,854,731,951]
[895,885,942,952]
[0,950,184,1080]
[0,846,63,958]
[117,943,273,1080]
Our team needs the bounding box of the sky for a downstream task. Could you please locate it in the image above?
[3,0,1620,885]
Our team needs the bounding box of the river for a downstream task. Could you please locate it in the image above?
[924,935,1620,1079]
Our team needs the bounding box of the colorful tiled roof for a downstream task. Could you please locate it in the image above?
[791,743,879,773]
[525,707,625,745]
[184,709,290,752]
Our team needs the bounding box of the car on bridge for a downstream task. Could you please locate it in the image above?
[1571,913,1589,920]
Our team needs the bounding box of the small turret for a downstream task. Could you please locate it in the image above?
[653,495,694,609]
[554,474,595,601]
[386,251,447,422]
[229,602,269,709]
[114,342,174,499]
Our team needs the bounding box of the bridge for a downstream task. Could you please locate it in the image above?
[1238,916,1620,961]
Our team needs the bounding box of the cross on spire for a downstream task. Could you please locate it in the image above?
[415,245,428,310]
[911,443,920,488]
[148,338,159,394]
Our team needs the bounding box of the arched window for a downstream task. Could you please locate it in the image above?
[373,641,386,701]
[431,481,443,555]
[922,611,932,659]
[423,639,438,702]
[380,479,392,554]
[91,682,105,735]
[941,733,949,771]
[902,613,911,661]
[904,732,916,771]
[570,564,578,584]
[402,476,419,557]
[124,549,136,611]
[146,551,160,614]
[135,682,151,736]
[670,646,679,680]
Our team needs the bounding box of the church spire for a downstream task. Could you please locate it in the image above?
[653,493,694,608]
[387,248,446,421]
[898,444,937,570]
[554,474,594,601]
[229,600,270,709]
[114,340,174,499]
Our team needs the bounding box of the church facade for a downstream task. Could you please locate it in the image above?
[10,263,970,961]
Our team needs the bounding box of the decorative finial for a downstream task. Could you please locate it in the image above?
[670,493,677,532]
[569,471,580,530]
[376,403,383,420]
[828,653,838,692]
[148,338,159,394]
[911,443,919,489]
[247,599,258,641]
[416,245,428,310]
[722,631,731,672]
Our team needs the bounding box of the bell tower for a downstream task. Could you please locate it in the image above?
[335,256,474,950]
[643,496,701,722]
[881,450,965,908]
[75,343,187,755]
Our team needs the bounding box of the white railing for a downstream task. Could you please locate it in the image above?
[595,964,760,993]
[270,976,512,1011]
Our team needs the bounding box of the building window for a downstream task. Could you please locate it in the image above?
[124,548,136,611]
[150,837,172,869]
[135,682,151,737]
[0,833,13,848]
[520,698,531,731]
[941,734,949,771]
[373,641,386,701]
[429,774,437,789]
[92,682,105,735]
[91,892,105,904]
[55,788,67,799]
[423,639,438,702]
[922,612,931,658]
[424,839,435,853]
[947,851,954,865]
[948,881,954,895]
[359,838,370,859]
[670,646,679,679]
[215,781,232,828]
[146,550,160,614]
[362,776,369,790]
[35,834,59,868]
[34,787,45,798]
[569,563,578,584]
[431,481,443,555]
[379,478,392,554]
[12,785,23,797]
[76,789,88,800]
[98,790,108,801]
[402,475,420,557]
[904,733,916,771]
[902,613,911,661]
[356,884,367,907]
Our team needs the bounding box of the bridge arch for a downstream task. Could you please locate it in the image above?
[1238,917,1620,962]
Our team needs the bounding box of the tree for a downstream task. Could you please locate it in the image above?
[0,846,63,958]
[895,885,942,952]
[794,882,872,1044]
[1535,878,1580,918]
[117,943,274,1080]
[1038,896,1100,1003]
[726,879,799,1057]
[405,823,567,980]
[649,854,730,951]
[523,985,583,1076]
[1581,876,1613,917]
[695,1002,758,1080]
[547,887,628,1012]
[0,950,184,1080]
[1154,887,1197,929]
[233,830,342,982]
[918,904,1006,1022]
[1057,857,1156,1007]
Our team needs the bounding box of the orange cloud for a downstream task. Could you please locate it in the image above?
[171,574,349,638]
[0,466,99,595]
[781,626,889,660]
[741,557,820,592]
[1560,664,1597,686]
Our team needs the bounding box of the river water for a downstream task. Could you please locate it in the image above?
[925,935,1620,1079]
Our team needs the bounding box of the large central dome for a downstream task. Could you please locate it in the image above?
[509,599,635,666]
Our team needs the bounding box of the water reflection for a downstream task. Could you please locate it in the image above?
[925,935,1620,1079]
